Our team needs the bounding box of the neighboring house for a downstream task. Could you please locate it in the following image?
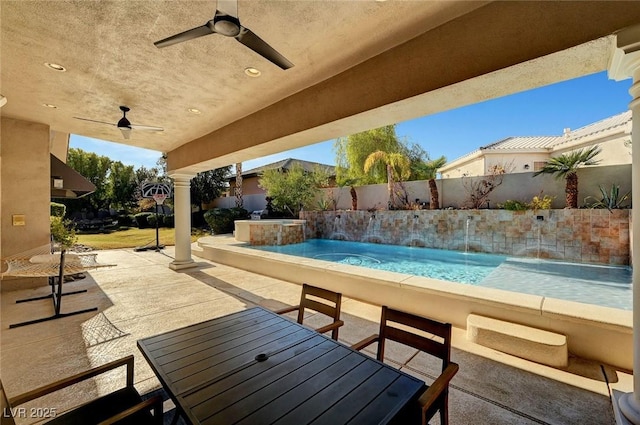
[439,111,632,178]
[210,158,336,211]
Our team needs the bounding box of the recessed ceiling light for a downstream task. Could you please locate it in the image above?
[244,67,261,77]
[44,62,66,72]
[188,108,201,114]
[42,103,58,108]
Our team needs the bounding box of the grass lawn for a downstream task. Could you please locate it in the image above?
[76,228,207,250]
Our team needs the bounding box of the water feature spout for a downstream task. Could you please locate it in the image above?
[331,214,347,240]
[406,214,423,246]
[465,217,471,253]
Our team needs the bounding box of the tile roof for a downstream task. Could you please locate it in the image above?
[556,110,631,146]
[480,136,560,150]
[235,158,336,178]
[443,110,631,167]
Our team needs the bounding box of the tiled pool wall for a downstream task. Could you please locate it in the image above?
[300,209,631,266]
[247,222,305,246]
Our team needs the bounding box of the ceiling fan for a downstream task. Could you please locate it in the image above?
[74,106,164,140]
[154,0,293,70]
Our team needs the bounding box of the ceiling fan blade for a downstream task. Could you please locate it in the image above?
[73,117,116,126]
[154,24,215,48]
[217,0,238,18]
[236,28,293,70]
[130,125,164,132]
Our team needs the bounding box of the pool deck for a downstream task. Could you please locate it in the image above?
[0,243,634,424]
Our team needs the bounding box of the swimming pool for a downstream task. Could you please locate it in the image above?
[249,239,632,310]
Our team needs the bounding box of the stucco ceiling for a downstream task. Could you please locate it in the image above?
[1,1,486,149]
[3,1,640,175]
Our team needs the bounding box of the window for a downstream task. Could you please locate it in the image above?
[533,161,547,171]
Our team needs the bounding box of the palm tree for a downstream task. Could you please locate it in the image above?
[364,151,411,209]
[235,162,243,208]
[533,146,601,208]
[422,156,447,209]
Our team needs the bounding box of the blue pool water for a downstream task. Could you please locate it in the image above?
[249,239,632,310]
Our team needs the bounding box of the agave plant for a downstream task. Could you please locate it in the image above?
[584,184,631,212]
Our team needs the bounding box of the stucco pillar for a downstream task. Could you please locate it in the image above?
[168,173,196,270]
[610,23,640,425]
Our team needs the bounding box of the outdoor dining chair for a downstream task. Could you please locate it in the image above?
[351,306,459,425]
[2,355,162,425]
[275,283,344,340]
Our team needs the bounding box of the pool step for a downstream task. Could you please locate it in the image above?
[466,314,568,368]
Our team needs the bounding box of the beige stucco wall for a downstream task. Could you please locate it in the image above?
[441,155,484,179]
[439,165,631,209]
[241,177,263,195]
[318,164,631,211]
[552,138,632,167]
[49,131,69,162]
[1,117,51,289]
[484,152,550,175]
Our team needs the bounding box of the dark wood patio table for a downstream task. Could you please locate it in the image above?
[137,306,425,425]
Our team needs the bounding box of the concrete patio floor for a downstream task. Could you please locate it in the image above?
[0,245,633,424]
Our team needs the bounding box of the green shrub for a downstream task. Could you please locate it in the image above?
[50,202,66,217]
[134,212,154,228]
[500,200,528,211]
[117,214,135,227]
[147,214,158,228]
[50,216,77,248]
[163,214,175,228]
[203,208,248,234]
[530,194,554,210]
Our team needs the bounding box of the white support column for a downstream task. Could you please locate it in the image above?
[610,23,640,425]
[168,173,196,270]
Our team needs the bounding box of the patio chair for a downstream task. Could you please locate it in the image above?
[351,306,459,425]
[2,355,162,425]
[275,283,344,340]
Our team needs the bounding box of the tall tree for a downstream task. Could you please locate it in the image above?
[190,167,232,213]
[235,162,243,208]
[107,161,136,210]
[335,125,404,186]
[259,163,330,217]
[533,146,601,208]
[363,151,411,209]
[66,148,112,211]
[401,143,431,181]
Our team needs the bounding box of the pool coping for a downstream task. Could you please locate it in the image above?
[196,235,633,371]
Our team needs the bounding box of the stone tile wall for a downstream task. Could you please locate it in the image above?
[249,223,305,246]
[300,209,631,265]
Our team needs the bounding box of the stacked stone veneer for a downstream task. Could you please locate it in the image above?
[249,223,305,246]
[300,209,631,265]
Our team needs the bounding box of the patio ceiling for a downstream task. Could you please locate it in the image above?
[3,1,640,175]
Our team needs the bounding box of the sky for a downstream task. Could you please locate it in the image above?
[70,71,633,172]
